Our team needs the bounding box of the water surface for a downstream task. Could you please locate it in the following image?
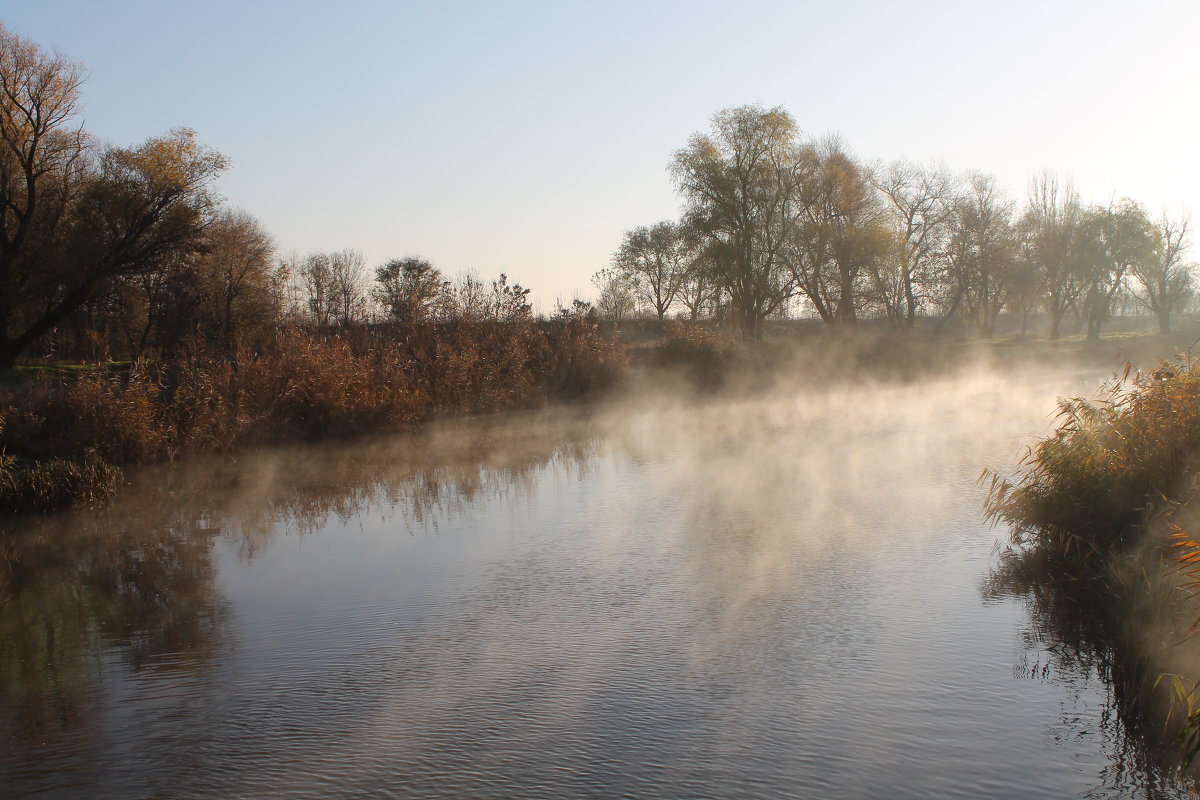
[1,366,1191,798]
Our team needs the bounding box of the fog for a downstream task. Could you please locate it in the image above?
[2,353,1195,798]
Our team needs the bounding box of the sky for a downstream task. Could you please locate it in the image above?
[5,0,1200,311]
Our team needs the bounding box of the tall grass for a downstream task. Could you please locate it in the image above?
[984,359,1200,560]
[0,317,625,513]
[984,355,1200,775]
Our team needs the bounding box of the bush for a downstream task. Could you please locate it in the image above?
[0,320,627,512]
[984,359,1200,559]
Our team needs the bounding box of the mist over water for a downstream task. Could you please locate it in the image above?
[1,363,1192,798]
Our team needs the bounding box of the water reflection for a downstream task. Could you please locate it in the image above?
[1,372,1196,798]
[984,546,1197,798]
[0,409,604,791]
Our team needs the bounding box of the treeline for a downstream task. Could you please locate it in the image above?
[597,105,1194,340]
[0,24,616,368]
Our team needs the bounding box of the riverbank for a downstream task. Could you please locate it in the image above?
[4,318,1197,515]
[984,348,1200,776]
[0,319,624,513]
[3,354,1185,796]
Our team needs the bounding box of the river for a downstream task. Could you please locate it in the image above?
[1,364,1192,798]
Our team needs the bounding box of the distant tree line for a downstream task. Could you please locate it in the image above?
[597,105,1193,340]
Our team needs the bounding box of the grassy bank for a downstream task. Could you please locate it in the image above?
[983,351,1200,775]
[4,316,1194,515]
[0,318,624,513]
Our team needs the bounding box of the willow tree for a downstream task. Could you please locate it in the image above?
[787,138,889,327]
[1076,200,1155,341]
[670,105,800,339]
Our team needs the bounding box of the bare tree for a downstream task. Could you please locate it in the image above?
[871,161,956,327]
[298,253,336,326]
[1022,171,1084,339]
[612,221,690,322]
[592,267,637,321]
[328,249,368,325]
[1132,212,1193,333]
[947,172,1016,337]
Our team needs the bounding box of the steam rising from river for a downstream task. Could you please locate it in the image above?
[4,357,1189,798]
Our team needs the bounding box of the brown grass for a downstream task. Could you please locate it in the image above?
[0,318,625,512]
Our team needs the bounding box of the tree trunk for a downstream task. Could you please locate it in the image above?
[1158,306,1172,334]
[1049,309,1065,340]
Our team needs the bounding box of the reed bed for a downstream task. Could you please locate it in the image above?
[984,359,1200,561]
[984,354,1200,774]
[0,318,624,513]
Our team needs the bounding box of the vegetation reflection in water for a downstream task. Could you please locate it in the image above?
[0,410,604,770]
[983,546,1197,798]
[3,373,1200,797]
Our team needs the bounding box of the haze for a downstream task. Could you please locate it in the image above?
[6,0,1197,309]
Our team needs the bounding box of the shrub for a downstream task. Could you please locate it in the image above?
[0,319,627,512]
[984,359,1200,559]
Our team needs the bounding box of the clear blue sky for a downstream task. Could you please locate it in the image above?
[6,0,1199,310]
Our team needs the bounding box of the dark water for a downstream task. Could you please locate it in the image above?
[1,368,1193,798]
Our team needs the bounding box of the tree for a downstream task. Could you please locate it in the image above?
[295,249,368,327]
[1132,212,1193,334]
[2,127,225,366]
[196,209,279,351]
[133,210,278,356]
[947,172,1016,337]
[671,105,801,339]
[1075,200,1155,341]
[0,25,226,366]
[298,253,336,326]
[1021,171,1084,339]
[871,161,956,327]
[675,248,723,321]
[787,138,888,327]
[591,267,636,321]
[611,221,690,322]
[328,249,368,325]
[0,23,88,367]
[373,256,446,325]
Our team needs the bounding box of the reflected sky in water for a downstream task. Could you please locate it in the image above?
[1,366,1193,798]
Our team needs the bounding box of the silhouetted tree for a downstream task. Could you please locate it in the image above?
[671,105,801,339]
[612,221,690,322]
[373,256,446,325]
[592,267,636,321]
[1132,213,1193,334]
[1021,171,1084,339]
